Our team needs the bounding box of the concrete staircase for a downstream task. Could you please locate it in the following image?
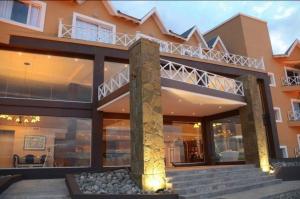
[166,165,282,199]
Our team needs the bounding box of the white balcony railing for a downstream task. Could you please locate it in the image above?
[58,20,265,71]
[98,67,129,100]
[288,110,300,121]
[98,59,244,100]
[282,76,300,86]
[160,59,244,96]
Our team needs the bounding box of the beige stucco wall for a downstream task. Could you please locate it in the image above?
[205,14,300,157]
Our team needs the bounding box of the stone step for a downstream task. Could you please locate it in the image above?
[167,167,261,182]
[166,165,256,177]
[179,179,282,199]
[174,175,276,195]
[171,171,269,189]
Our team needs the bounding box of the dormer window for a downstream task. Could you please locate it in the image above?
[0,0,46,31]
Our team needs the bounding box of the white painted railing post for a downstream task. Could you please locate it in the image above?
[58,18,63,38]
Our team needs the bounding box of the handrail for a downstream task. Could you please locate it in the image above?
[282,76,300,86]
[160,59,244,96]
[98,59,244,100]
[58,20,265,71]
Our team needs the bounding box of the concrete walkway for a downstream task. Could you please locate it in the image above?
[217,181,300,199]
[0,179,70,199]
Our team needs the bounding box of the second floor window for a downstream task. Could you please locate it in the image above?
[0,0,46,30]
[73,12,115,44]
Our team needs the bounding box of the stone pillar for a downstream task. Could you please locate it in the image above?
[129,38,166,191]
[239,75,270,172]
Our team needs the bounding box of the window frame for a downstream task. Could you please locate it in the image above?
[297,134,300,151]
[273,107,282,123]
[72,12,116,44]
[284,66,300,79]
[279,145,288,158]
[291,99,300,113]
[0,0,46,32]
[268,72,276,87]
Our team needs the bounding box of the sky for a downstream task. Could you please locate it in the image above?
[111,1,300,54]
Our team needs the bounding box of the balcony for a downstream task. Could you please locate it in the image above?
[281,76,300,92]
[98,59,244,100]
[58,20,265,71]
[288,110,300,126]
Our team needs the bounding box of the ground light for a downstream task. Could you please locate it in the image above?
[143,172,166,192]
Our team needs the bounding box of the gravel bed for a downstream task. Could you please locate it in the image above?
[76,169,171,195]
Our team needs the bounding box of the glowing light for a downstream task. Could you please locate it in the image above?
[74,58,78,62]
[16,118,21,123]
[143,173,166,192]
[193,122,201,129]
[124,64,128,68]
[47,55,52,59]
[24,119,29,123]
[104,67,108,71]
[7,116,12,121]
[18,52,22,56]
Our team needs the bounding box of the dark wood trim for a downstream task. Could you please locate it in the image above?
[202,119,214,165]
[0,98,91,110]
[99,84,129,107]
[0,105,92,118]
[91,54,104,169]
[258,79,281,159]
[161,79,245,103]
[103,112,130,120]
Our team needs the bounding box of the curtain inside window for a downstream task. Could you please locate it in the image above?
[0,1,13,19]
[28,5,41,27]
[75,19,98,42]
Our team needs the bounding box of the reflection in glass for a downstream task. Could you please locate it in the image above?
[164,122,204,167]
[0,50,93,102]
[0,114,91,168]
[212,115,244,162]
[103,119,130,167]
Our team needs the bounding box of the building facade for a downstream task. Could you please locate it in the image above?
[0,0,296,178]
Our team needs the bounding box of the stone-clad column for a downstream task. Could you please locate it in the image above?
[239,75,270,172]
[129,38,166,191]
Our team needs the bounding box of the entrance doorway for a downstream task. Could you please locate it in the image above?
[164,121,204,167]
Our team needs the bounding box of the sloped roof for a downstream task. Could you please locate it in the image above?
[75,0,208,46]
[206,36,228,53]
[274,39,300,58]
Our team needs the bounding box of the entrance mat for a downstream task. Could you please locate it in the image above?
[66,174,178,199]
[0,174,22,194]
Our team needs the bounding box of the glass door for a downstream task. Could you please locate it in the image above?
[164,121,204,167]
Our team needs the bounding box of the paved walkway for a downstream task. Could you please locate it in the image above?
[0,179,70,199]
[217,181,300,199]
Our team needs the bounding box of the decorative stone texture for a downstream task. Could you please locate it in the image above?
[238,75,270,171]
[129,38,166,191]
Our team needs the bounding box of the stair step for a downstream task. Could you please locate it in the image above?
[167,165,256,177]
[171,172,269,189]
[174,175,276,195]
[179,179,282,199]
[167,167,261,182]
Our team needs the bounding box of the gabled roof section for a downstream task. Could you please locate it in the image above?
[274,39,300,58]
[169,26,208,48]
[207,36,228,53]
[76,1,208,46]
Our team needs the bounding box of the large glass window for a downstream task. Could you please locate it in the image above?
[212,115,244,162]
[0,0,46,29]
[164,122,204,167]
[0,114,91,168]
[103,119,130,167]
[0,50,93,102]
